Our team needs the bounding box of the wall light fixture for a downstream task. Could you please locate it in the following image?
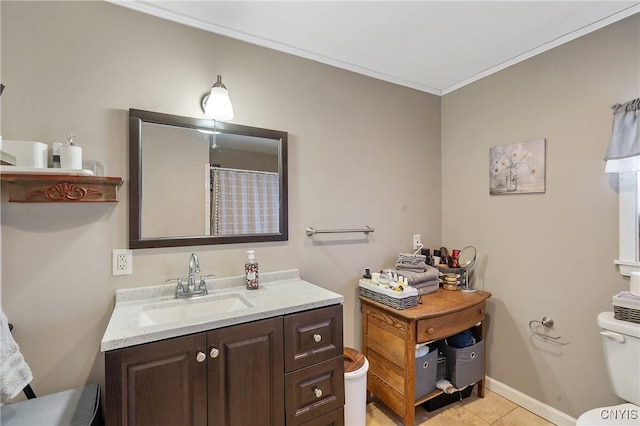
[201,75,234,121]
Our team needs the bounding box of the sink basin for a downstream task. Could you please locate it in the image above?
[138,293,254,327]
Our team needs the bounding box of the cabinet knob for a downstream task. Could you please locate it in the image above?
[196,352,206,363]
[210,347,220,359]
[313,387,323,398]
[427,327,434,334]
[313,333,322,343]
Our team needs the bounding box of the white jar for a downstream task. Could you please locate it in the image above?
[59,145,82,169]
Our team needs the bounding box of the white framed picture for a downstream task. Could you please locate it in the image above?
[490,139,546,195]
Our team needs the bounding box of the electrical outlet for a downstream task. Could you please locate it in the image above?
[413,234,422,250]
[113,249,133,276]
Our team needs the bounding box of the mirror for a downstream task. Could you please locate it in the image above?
[458,246,477,292]
[129,109,288,249]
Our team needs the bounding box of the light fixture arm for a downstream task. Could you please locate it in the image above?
[212,74,226,90]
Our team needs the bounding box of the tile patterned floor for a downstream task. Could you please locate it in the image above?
[366,390,556,425]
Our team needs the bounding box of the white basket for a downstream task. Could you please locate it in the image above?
[358,279,419,310]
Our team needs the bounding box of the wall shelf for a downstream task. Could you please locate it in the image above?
[0,173,123,202]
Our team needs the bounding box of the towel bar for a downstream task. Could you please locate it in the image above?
[305,226,375,237]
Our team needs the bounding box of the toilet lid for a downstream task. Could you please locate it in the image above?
[577,403,639,425]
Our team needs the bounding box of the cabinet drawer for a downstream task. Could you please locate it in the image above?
[298,407,344,426]
[284,304,343,372]
[285,356,345,425]
[417,302,485,342]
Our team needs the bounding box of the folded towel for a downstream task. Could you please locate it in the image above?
[395,261,428,272]
[416,283,439,296]
[395,253,428,272]
[396,253,427,265]
[411,279,439,289]
[0,309,33,402]
[396,265,440,284]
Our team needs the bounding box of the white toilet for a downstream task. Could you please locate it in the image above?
[576,312,640,425]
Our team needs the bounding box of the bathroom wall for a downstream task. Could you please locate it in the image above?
[0,1,441,398]
[442,13,639,418]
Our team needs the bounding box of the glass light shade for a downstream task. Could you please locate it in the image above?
[605,155,640,173]
[204,86,234,121]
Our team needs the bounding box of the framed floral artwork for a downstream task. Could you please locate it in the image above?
[490,139,546,195]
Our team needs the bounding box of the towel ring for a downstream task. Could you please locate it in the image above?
[529,316,564,342]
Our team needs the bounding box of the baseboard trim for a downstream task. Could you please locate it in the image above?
[485,376,578,426]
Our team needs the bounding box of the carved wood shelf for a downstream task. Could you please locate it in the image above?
[0,173,123,202]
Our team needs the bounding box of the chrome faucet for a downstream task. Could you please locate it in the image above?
[167,253,213,298]
[188,253,200,292]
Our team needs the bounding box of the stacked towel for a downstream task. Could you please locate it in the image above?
[0,309,33,402]
[413,280,439,295]
[393,254,440,295]
[395,253,428,272]
[396,261,429,273]
[395,266,440,285]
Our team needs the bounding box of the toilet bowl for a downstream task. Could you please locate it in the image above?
[576,312,640,425]
[577,403,638,425]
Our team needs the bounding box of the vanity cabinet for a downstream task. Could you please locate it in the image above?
[360,289,491,426]
[105,304,344,426]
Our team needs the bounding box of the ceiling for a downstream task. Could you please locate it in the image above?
[113,1,640,95]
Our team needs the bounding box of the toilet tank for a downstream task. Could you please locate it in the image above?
[598,312,640,405]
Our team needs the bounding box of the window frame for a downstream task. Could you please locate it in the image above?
[614,172,640,276]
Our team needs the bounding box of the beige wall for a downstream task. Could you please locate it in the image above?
[0,0,441,399]
[442,13,639,418]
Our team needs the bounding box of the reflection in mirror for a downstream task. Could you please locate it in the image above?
[129,109,288,249]
[458,246,477,268]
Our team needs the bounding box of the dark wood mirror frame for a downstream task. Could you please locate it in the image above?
[129,109,288,249]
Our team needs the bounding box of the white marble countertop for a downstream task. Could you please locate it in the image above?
[101,269,343,351]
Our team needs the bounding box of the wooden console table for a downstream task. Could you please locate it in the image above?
[360,288,491,426]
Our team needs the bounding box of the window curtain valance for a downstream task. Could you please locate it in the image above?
[605,98,640,173]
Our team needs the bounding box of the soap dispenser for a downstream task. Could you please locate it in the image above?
[245,250,259,290]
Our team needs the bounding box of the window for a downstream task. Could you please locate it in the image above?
[615,172,640,276]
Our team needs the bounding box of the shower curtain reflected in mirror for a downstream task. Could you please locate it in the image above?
[210,167,279,236]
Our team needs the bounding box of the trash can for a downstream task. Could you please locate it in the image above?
[344,347,369,426]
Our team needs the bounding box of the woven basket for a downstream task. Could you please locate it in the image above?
[613,292,640,324]
[614,305,640,324]
[359,280,419,310]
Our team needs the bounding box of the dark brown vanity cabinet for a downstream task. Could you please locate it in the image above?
[105,304,344,426]
[106,317,284,426]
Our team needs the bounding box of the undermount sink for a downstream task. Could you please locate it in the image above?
[138,293,254,327]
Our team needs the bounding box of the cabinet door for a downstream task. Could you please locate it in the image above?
[105,333,207,426]
[207,317,285,426]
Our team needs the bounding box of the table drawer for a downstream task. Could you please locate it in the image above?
[417,302,485,342]
[284,304,343,372]
[285,356,345,425]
